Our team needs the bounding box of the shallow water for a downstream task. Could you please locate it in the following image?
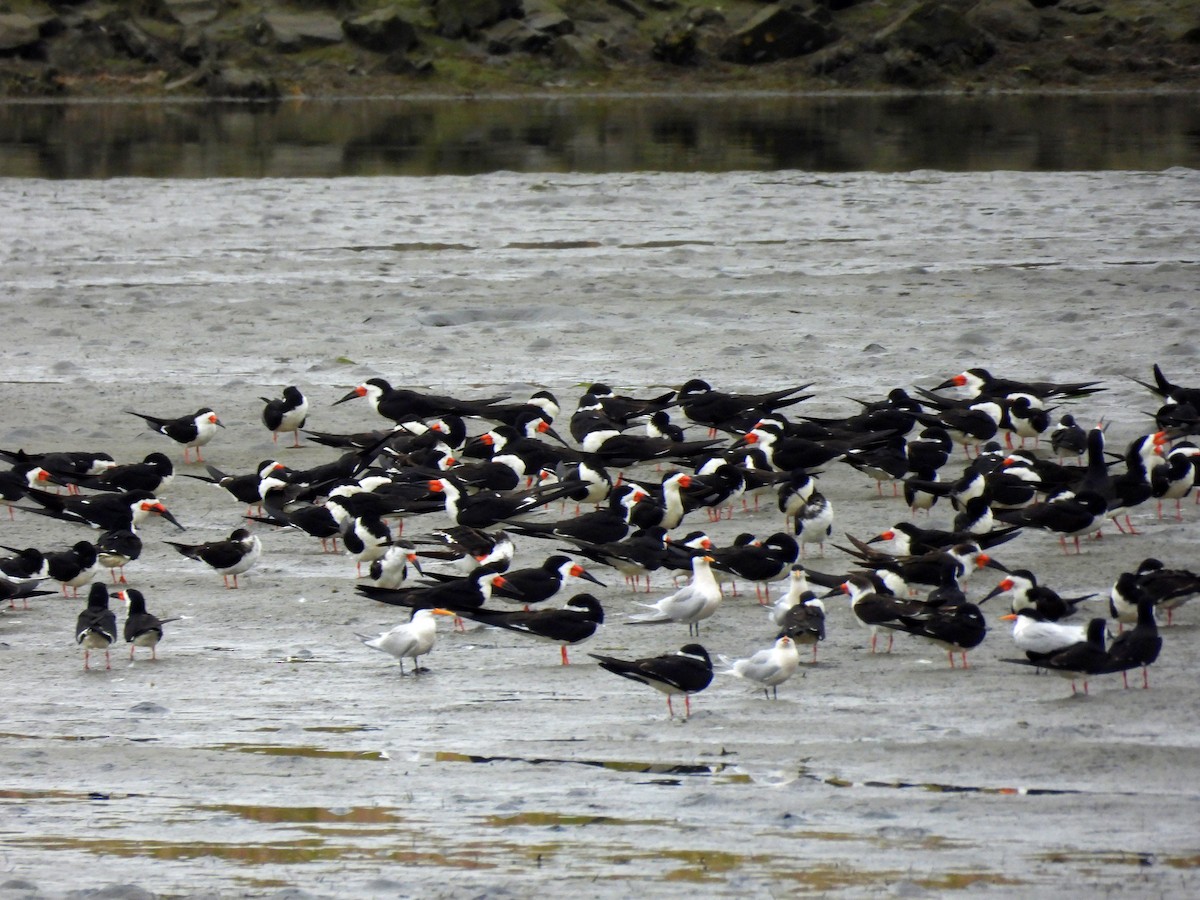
[0,93,1197,178]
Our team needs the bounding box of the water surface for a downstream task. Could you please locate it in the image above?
[0,93,1196,178]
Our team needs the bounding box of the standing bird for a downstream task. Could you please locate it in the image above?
[355,608,442,675]
[794,490,834,558]
[75,583,118,671]
[878,602,989,668]
[487,555,605,608]
[1104,594,1162,689]
[1001,618,1111,695]
[165,527,261,589]
[18,487,183,532]
[719,635,801,699]
[449,593,606,665]
[41,539,100,597]
[589,643,713,719]
[127,408,223,463]
[628,555,722,635]
[262,386,309,448]
[120,588,180,661]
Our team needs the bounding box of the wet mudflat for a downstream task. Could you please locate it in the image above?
[0,170,1198,896]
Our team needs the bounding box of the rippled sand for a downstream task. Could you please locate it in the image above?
[0,170,1198,896]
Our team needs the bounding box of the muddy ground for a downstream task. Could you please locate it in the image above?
[0,169,1198,896]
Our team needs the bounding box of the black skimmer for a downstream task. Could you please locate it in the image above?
[981,569,1095,619]
[0,465,53,518]
[676,378,813,434]
[508,483,646,545]
[842,434,909,496]
[75,583,118,671]
[165,527,261,588]
[19,487,183,532]
[1103,593,1162,688]
[357,566,515,611]
[878,601,988,668]
[645,410,686,443]
[334,378,509,423]
[558,525,669,593]
[1152,444,1196,520]
[994,490,1108,555]
[93,525,145,588]
[53,452,175,496]
[1132,557,1200,625]
[576,425,722,469]
[1049,414,1088,463]
[487,390,562,429]
[708,532,799,600]
[998,394,1052,449]
[540,458,613,511]
[450,592,605,665]
[628,555,722,634]
[794,490,833,558]
[629,471,694,531]
[41,539,100,597]
[0,546,45,586]
[719,636,801,699]
[767,566,810,628]
[487,555,605,607]
[261,386,309,448]
[935,368,1104,401]
[839,535,1002,591]
[0,574,54,610]
[428,475,579,529]
[776,594,826,662]
[1001,618,1110,695]
[734,422,863,473]
[912,398,1004,457]
[127,408,223,463]
[414,526,515,575]
[777,470,818,534]
[120,588,180,661]
[836,573,924,654]
[183,460,291,515]
[366,542,423,589]
[587,383,677,426]
[341,514,394,576]
[867,521,1021,558]
[0,448,116,492]
[355,608,441,675]
[1131,363,1200,409]
[906,426,955,474]
[588,642,713,719]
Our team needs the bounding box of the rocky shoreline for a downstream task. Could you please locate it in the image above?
[0,0,1198,101]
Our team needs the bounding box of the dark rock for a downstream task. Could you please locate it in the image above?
[872,2,995,72]
[524,1,575,37]
[251,12,345,53]
[108,16,165,62]
[486,18,553,54]
[653,22,698,65]
[159,0,222,27]
[205,66,281,99]
[1061,0,1103,13]
[343,9,419,54]
[720,4,836,65]
[968,0,1042,43]
[432,0,524,39]
[551,33,605,67]
[1065,52,1108,72]
[379,50,435,75]
[0,14,43,55]
[606,0,648,21]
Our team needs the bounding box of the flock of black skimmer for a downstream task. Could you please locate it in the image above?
[3,364,1198,717]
